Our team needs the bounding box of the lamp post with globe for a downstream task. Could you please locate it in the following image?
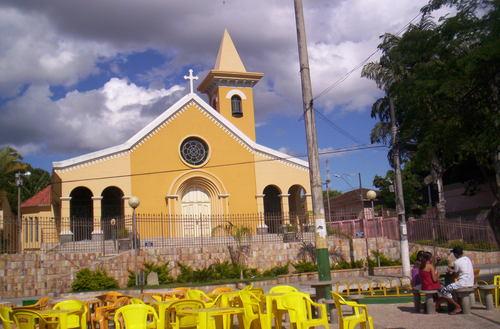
[128,196,140,286]
[366,190,380,267]
[15,171,31,252]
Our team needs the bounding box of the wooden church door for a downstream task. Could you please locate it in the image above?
[181,186,211,237]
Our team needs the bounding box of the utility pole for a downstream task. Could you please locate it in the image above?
[293,0,331,285]
[325,159,331,222]
[358,173,364,218]
[389,97,411,278]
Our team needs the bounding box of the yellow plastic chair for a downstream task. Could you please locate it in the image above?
[14,297,51,311]
[91,296,130,329]
[169,287,190,299]
[209,287,234,298]
[0,306,14,329]
[238,291,270,329]
[97,292,128,306]
[279,292,329,329]
[53,299,88,329]
[114,304,159,329]
[12,309,59,329]
[494,275,500,308]
[166,300,205,329]
[130,298,146,304]
[269,285,298,294]
[186,289,214,305]
[331,292,373,329]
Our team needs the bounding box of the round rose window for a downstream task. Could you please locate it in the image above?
[180,137,209,166]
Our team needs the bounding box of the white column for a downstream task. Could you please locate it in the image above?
[255,194,267,234]
[166,195,178,238]
[91,196,103,240]
[279,194,290,225]
[59,196,73,242]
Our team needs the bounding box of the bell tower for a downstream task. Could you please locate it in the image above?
[198,30,263,141]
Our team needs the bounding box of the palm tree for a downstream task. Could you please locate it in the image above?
[212,221,251,279]
[0,147,26,179]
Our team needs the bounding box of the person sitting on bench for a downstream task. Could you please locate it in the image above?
[437,246,474,314]
[420,252,441,291]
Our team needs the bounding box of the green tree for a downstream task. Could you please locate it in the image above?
[363,0,500,220]
[0,146,50,213]
[322,189,342,199]
[373,165,426,216]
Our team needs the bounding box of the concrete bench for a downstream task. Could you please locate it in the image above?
[478,285,496,310]
[455,287,475,314]
[412,289,438,314]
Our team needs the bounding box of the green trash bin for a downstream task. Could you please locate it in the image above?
[22,299,38,306]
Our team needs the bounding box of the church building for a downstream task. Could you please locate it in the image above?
[22,30,312,246]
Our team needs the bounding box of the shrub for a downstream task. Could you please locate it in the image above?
[174,261,258,283]
[261,263,289,277]
[127,261,174,287]
[368,251,401,267]
[293,260,316,273]
[331,259,364,270]
[72,268,119,292]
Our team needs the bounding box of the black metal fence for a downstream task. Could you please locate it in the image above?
[0,213,497,254]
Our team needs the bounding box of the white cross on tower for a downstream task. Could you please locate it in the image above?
[184,69,198,94]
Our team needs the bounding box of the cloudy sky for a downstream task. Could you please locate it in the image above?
[0,0,431,191]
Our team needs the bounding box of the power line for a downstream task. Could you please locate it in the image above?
[313,108,362,144]
[312,12,422,102]
[49,144,387,185]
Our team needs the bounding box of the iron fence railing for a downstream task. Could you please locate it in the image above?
[0,213,497,254]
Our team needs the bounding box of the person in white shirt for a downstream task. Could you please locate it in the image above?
[437,246,475,314]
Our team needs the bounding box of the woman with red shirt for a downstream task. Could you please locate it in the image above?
[419,252,441,291]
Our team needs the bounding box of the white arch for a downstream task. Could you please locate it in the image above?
[225,89,247,100]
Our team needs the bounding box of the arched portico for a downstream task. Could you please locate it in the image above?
[288,184,307,225]
[101,186,124,240]
[263,185,282,233]
[70,187,93,241]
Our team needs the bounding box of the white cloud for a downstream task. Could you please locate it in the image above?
[0,0,431,155]
[0,79,184,154]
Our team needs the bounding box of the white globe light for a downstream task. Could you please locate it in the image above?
[366,190,377,200]
[128,196,140,209]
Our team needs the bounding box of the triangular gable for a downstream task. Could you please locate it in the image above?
[53,93,309,170]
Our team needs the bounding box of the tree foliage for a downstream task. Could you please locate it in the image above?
[363,0,500,210]
[0,146,51,213]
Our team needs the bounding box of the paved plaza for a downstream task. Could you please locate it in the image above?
[366,303,500,329]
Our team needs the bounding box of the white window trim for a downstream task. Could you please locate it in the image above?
[225,89,247,100]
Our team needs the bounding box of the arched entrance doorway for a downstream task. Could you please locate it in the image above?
[288,185,307,226]
[70,187,93,241]
[181,185,211,237]
[263,185,282,233]
[101,186,124,240]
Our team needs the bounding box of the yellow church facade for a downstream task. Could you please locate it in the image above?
[24,31,312,245]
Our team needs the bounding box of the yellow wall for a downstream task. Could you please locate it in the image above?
[216,86,256,141]
[130,101,258,214]
[55,153,132,199]
[254,153,310,196]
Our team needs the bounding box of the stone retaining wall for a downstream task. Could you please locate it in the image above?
[1,237,498,298]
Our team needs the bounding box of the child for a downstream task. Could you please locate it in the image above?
[411,250,425,290]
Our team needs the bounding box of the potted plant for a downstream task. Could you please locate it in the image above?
[282,224,299,242]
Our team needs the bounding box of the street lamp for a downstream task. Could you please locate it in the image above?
[15,171,30,252]
[128,196,140,287]
[366,190,380,267]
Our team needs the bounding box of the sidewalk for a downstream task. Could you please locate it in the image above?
[366,302,500,329]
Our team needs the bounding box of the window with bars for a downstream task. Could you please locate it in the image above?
[231,95,243,117]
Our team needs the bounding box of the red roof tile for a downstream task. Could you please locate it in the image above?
[21,186,51,208]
